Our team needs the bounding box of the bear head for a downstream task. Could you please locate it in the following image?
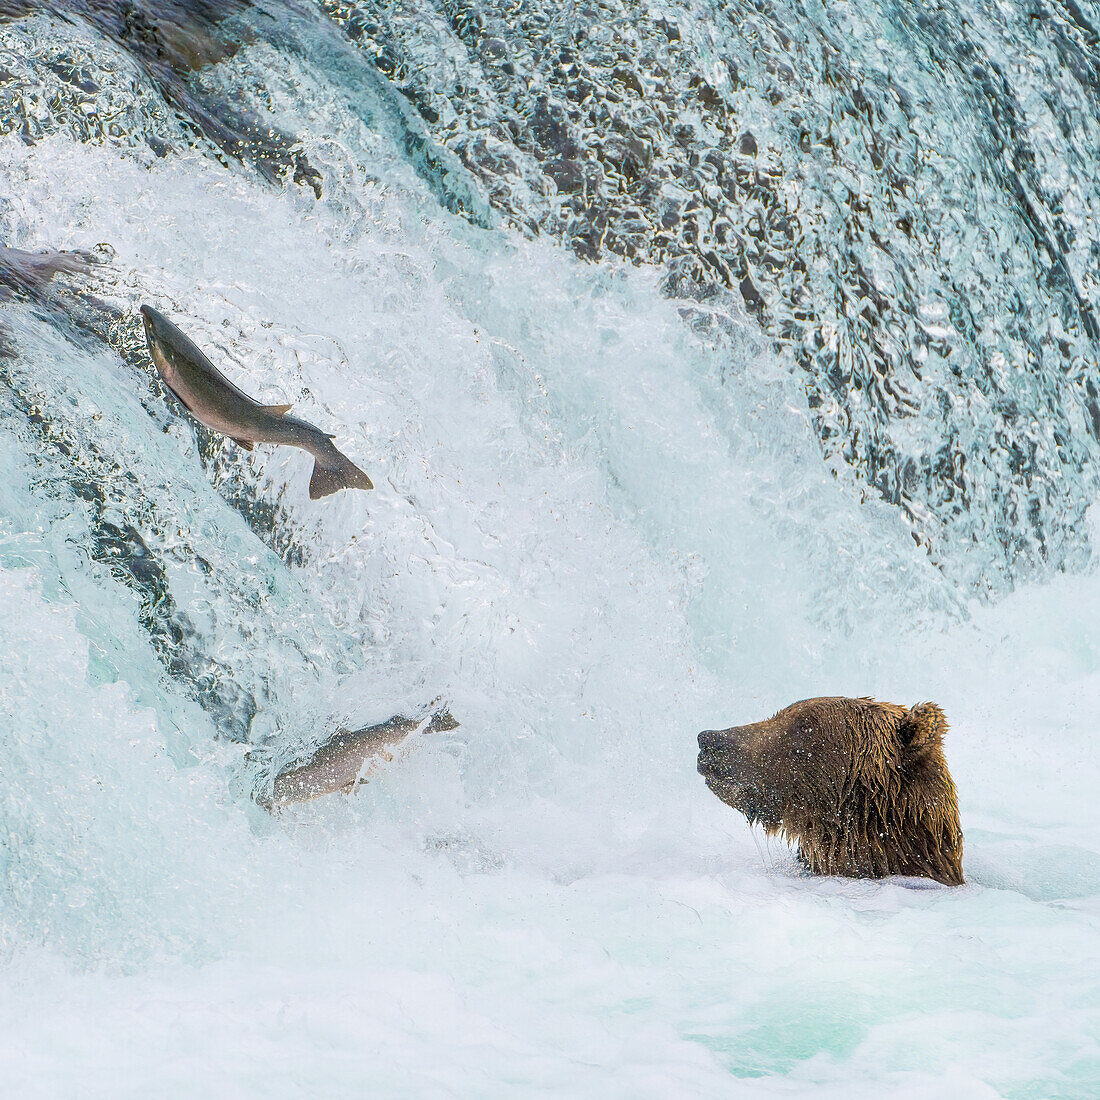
[697,696,963,885]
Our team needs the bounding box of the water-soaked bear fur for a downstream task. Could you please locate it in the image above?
[698,697,963,885]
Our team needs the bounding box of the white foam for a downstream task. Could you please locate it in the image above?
[0,59,1097,1098]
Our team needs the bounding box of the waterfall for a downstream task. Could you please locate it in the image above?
[0,3,1097,1095]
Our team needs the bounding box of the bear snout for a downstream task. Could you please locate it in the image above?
[698,727,749,755]
[697,729,727,775]
[698,729,724,751]
[697,728,751,779]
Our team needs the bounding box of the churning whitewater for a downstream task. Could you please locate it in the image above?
[0,2,1098,1097]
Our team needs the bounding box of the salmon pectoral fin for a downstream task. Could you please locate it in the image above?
[232,437,254,450]
[261,403,292,416]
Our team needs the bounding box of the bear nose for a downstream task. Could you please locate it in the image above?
[698,729,732,751]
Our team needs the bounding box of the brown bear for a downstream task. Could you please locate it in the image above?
[697,697,963,885]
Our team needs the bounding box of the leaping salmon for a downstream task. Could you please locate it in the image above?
[140,304,373,499]
[257,706,460,809]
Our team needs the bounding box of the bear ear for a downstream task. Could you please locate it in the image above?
[898,702,948,753]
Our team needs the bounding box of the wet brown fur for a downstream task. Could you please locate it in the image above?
[698,697,963,885]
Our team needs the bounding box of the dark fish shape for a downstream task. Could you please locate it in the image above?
[259,707,460,809]
[141,304,372,499]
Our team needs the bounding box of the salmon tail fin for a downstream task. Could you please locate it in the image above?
[309,448,374,499]
[426,708,459,733]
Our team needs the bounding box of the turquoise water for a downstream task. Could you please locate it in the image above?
[0,4,1098,1096]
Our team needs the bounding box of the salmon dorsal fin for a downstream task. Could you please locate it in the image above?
[262,403,292,416]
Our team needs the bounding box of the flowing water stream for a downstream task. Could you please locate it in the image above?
[0,2,1098,1095]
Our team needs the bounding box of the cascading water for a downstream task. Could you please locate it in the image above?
[328,0,1100,588]
[0,2,1098,1096]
